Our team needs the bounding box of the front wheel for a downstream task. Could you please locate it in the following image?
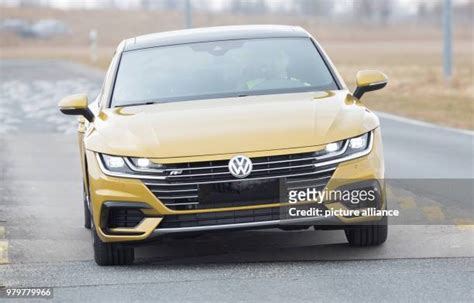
[344,217,388,246]
[91,219,134,266]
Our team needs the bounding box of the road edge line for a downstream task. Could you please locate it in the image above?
[375,111,474,136]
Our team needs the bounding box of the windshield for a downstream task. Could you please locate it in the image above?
[111,37,338,107]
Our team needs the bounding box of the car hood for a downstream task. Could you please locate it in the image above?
[86,90,379,159]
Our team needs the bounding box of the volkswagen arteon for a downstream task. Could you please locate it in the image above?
[59,25,389,266]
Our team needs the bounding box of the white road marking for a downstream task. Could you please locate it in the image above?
[0,240,8,264]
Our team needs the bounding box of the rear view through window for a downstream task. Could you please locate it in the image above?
[112,37,338,106]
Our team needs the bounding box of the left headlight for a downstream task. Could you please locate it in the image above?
[345,132,371,156]
[315,131,372,162]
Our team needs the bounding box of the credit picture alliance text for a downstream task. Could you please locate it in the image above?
[287,188,400,218]
[288,207,399,218]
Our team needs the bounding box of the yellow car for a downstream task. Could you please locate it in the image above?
[59,25,388,266]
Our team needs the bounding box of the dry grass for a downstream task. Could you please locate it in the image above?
[327,42,474,129]
[1,7,473,129]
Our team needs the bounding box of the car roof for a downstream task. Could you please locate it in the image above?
[123,25,310,51]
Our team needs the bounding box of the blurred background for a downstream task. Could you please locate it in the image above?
[0,0,472,129]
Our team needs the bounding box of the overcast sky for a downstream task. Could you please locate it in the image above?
[1,0,471,14]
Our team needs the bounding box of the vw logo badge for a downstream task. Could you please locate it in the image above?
[228,155,253,178]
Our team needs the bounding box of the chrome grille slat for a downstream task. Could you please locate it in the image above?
[164,202,199,206]
[142,167,336,187]
[286,175,332,184]
[128,153,327,173]
[165,162,319,178]
[144,182,197,188]
[287,182,328,190]
[165,156,314,171]
[150,188,197,193]
[157,194,198,199]
[128,141,350,175]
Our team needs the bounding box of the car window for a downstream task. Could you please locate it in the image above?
[111,37,338,107]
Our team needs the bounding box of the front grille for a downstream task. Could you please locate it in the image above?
[159,203,327,229]
[142,152,337,210]
[160,207,282,228]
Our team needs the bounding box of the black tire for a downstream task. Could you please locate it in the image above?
[91,221,134,266]
[344,216,388,246]
[83,184,91,229]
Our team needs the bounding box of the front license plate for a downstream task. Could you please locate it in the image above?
[198,179,284,205]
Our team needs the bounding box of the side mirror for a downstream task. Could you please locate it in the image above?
[58,94,94,122]
[353,70,388,99]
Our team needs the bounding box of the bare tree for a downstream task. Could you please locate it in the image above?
[162,0,180,9]
[354,0,393,25]
[417,2,428,19]
[230,0,267,15]
[378,0,393,25]
[293,0,334,17]
[453,1,474,24]
[354,0,376,22]
[18,0,43,7]
[140,0,151,10]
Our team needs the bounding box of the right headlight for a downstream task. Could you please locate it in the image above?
[99,154,165,175]
[101,154,131,173]
[128,157,164,170]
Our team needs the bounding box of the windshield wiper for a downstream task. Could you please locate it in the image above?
[117,101,159,108]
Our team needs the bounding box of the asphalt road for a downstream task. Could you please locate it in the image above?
[0,60,473,302]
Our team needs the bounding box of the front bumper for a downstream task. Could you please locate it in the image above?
[86,128,385,243]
